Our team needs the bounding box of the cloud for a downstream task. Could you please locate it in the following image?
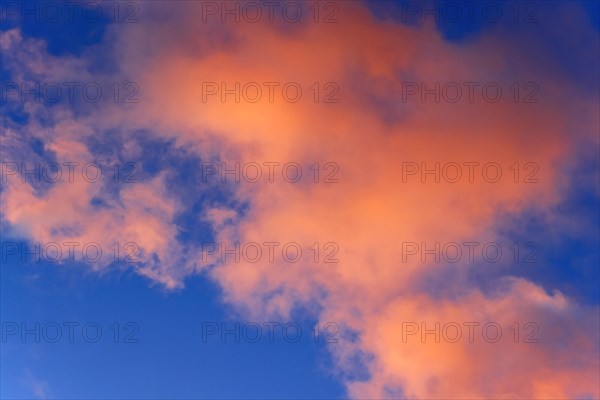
[1,1,598,397]
[22,369,51,400]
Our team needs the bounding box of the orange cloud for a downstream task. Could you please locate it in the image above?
[2,1,598,397]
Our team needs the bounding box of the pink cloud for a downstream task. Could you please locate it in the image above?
[1,1,598,397]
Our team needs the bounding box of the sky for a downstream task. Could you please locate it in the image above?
[0,0,599,399]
